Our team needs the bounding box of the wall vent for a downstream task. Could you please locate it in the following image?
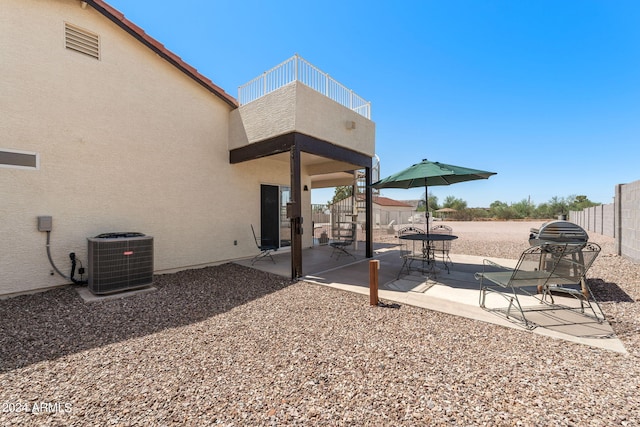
[65,23,100,59]
[88,233,153,295]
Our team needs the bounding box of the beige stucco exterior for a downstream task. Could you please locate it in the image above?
[229,82,375,157]
[0,0,372,296]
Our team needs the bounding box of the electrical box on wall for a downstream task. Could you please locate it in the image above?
[286,202,296,219]
[37,216,52,231]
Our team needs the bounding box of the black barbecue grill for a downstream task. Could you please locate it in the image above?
[528,219,599,306]
[529,220,589,246]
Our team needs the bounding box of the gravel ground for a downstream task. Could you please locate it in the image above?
[1,221,639,426]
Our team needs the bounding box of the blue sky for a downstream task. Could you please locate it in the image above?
[106,0,640,207]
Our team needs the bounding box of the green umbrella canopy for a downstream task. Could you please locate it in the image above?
[372,159,496,234]
[372,159,497,190]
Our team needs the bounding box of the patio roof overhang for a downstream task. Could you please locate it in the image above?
[230,131,374,279]
[229,132,371,170]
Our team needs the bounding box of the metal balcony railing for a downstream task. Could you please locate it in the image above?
[238,54,371,119]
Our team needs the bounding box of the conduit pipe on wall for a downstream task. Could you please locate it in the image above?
[45,231,87,285]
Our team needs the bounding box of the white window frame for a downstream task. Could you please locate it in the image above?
[0,148,40,170]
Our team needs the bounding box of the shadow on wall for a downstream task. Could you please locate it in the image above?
[0,264,293,374]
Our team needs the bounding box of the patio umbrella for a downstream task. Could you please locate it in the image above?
[372,159,496,237]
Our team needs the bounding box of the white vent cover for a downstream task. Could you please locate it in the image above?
[65,23,100,59]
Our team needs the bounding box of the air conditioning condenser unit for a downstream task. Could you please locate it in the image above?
[88,232,154,295]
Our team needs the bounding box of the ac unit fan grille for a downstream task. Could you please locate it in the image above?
[88,235,153,295]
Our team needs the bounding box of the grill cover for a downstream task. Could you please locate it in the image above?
[529,220,589,246]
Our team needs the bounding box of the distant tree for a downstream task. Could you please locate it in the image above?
[547,196,569,217]
[481,195,601,220]
[488,200,506,217]
[417,193,439,212]
[511,199,535,219]
[450,208,489,221]
[488,200,517,220]
[489,200,508,210]
[469,208,491,219]
[330,185,352,204]
[442,196,467,211]
[567,195,599,211]
[534,202,553,219]
[360,193,602,221]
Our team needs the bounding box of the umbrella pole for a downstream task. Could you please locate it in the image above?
[424,184,432,273]
[425,184,430,240]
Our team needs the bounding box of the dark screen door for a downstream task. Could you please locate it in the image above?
[260,185,279,248]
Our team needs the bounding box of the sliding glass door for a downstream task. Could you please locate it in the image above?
[261,184,291,249]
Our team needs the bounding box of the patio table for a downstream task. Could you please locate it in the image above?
[398,233,458,278]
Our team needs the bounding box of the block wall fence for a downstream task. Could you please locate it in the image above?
[570,180,640,263]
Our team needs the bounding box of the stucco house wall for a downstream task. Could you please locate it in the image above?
[0,0,296,295]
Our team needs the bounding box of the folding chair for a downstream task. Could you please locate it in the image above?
[250,225,278,265]
[330,223,356,260]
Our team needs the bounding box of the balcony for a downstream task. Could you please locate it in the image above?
[238,55,371,119]
[229,55,375,158]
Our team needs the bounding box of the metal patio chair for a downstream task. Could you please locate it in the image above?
[396,226,426,278]
[250,224,278,265]
[476,242,603,329]
[476,245,554,328]
[539,242,604,321]
[330,223,356,260]
[430,224,453,272]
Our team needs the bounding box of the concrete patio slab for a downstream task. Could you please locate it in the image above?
[76,286,157,303]
[235,244,626,354]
